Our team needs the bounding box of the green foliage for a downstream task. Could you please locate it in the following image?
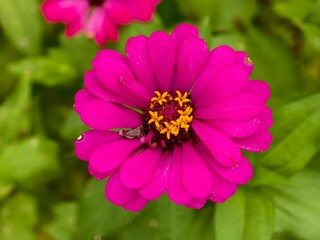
[0,0,319,239]
[0,0,42,54]
[215,188,275,240]
[156,195,194,240]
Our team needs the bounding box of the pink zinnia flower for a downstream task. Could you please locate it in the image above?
[74,24,273,211]
[41,0,161,45]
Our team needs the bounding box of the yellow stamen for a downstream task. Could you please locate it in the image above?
[160,122,179,139]
[178,106,193,116]
[174,91,190,107]
[151,91,168,105]
[148,111,164,129]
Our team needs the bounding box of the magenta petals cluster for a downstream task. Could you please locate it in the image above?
[74,24,273,211]
[41,0,160,45]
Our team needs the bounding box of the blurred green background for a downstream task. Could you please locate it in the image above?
[0,0,320,239]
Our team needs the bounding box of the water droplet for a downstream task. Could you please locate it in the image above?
[149,218,158,228]
[93,234,102,240]
[77,134,83,141]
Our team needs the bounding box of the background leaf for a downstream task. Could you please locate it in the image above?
[273,169,320,240]
[156,195,194,240]
[0,0,42,54]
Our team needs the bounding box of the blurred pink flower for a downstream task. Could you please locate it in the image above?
[74,24,273,211]
[41,0,161,45]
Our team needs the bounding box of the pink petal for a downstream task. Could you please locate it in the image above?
[75,130,120,161]
[88,164,114,181]
[171,23,200,47]
[120,149,162,189]
[84,7,118,45]
[94,56,151,108]
[193,120,242,168]
[148,31,176,92]
[123,194,148,212]
[108,0,158,23]
[181,142,213,198]
[259,107,273,129]
[74,89,95,114]
[185,198,207,209]
[92,49,126,67]
[126,36,157,94]
[234,128,272,152]
[175,38,210,93]
[89,138,141,177]
[195,92,265,121]
[209,196,226,203]
[210,172,238,200]
[84,70,122,104]
[193,64,248,109]
[80,98,142,130]
[207,118,261,138]
[204,148,254,184]
[235,51,254,75]
[41,0,88,36]
[166,146,193,205]
[95,13,119,45]
[191,46,236,104]
[213,157,254,184]
[244,80,271,101]
[105,173,137,206]
[139,152,171,200]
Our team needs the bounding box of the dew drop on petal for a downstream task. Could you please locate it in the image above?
[77,134,83,141]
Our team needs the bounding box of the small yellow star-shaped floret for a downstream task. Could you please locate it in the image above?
[151,91,169,105]
[174,91,190,107]
[148,111,164,129]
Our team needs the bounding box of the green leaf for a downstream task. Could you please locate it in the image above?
[273,0,315,22]
[273,169,320,240]
[0,0,42,54]
[60,111,89,141]
[243,189,275,240]
[215,188,275,240]
[156,195,194,240]
[10,52,77,87]
[215,189,245,240]
[246,26,301,105]
[249,167,289,187]
[187,206,215,240]
[0,136,59,183]
[0,182,14,201]
[260,93,320,176]
[0,76,32,142]
[0,37,22,100]
[44,203,78,240]
[75,179,139,240]
[59,35,99,74]
[0,193,37,240]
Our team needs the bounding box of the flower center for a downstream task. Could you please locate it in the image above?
[142,91,194,148]
[88,0,105,6]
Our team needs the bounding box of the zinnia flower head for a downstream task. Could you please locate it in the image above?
[41,0,161,45]
[74,23,273,211]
